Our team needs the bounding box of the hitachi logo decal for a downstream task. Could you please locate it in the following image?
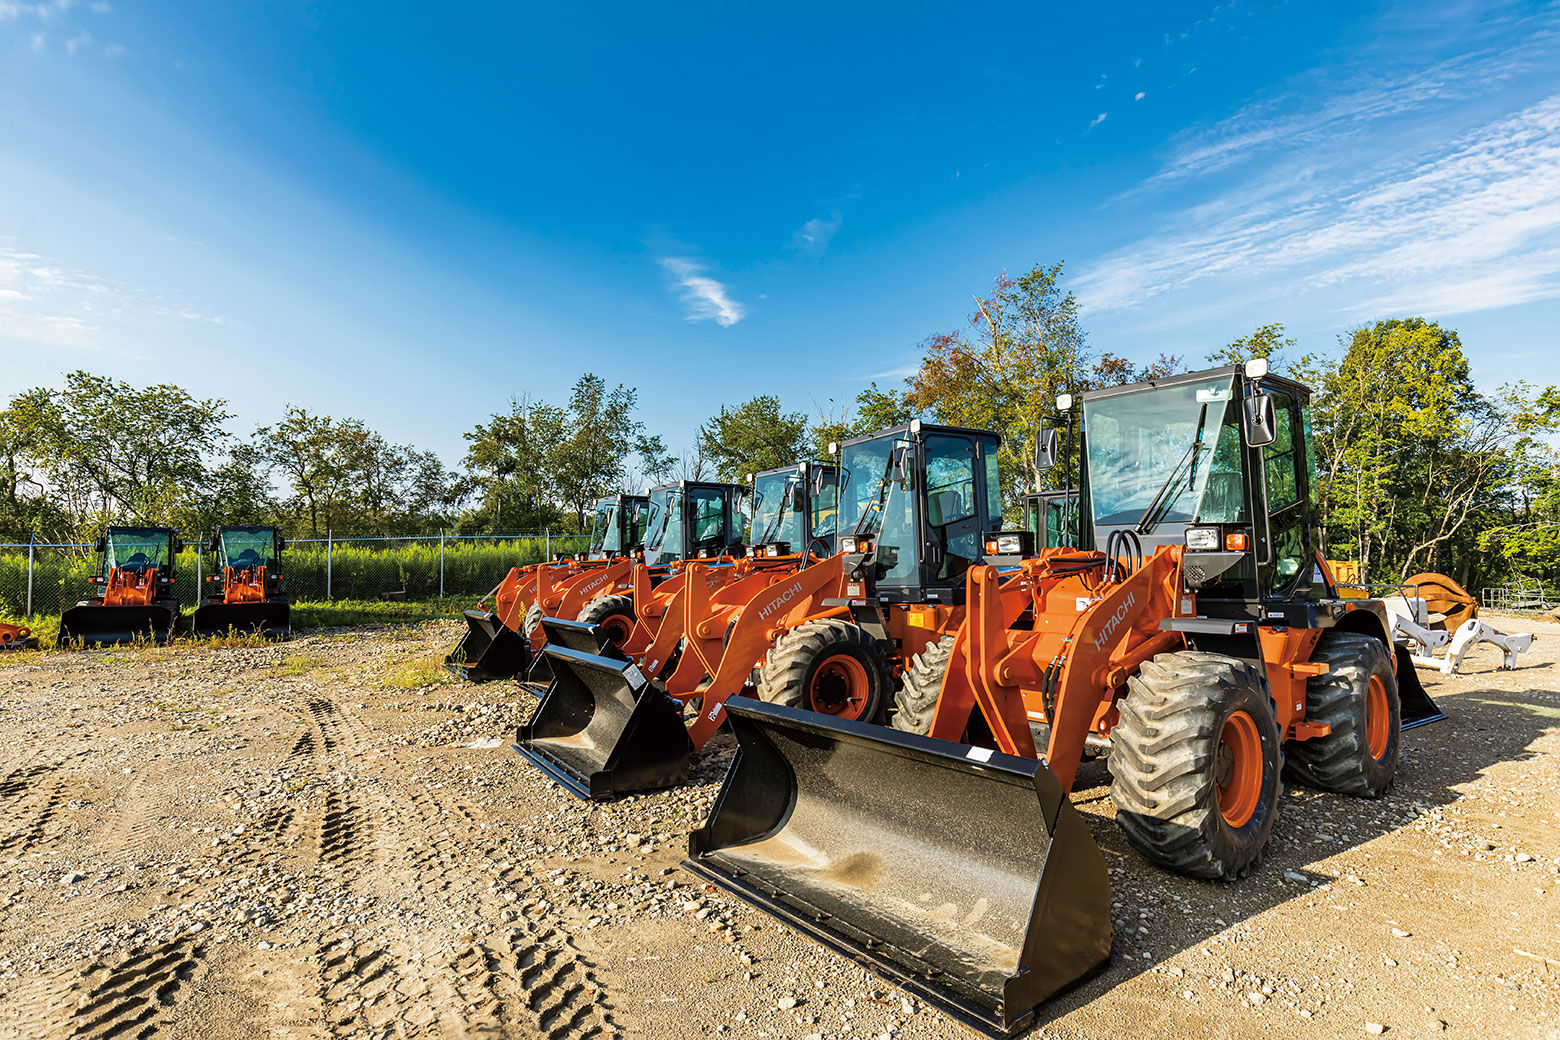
[1092,592,1136,652]
[580,571,615,595]
[758,579,807,621]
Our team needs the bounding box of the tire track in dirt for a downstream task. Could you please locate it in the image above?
[0,756,77,858]
[3,938,204,1040]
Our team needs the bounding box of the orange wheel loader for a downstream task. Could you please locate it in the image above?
[516,465,841,798]
[519,419,1029,802]
[687,362,1446,1037]
[444,492,649,682]
[59,527,185,646]
[192,526,290,639]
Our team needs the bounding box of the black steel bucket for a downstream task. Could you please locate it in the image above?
[1396,645,1447,730]
[192,599,291,640]
[444,609,531,683]
[513,617,692,800]
[685,699,1113,1038]
[59,601,181,647]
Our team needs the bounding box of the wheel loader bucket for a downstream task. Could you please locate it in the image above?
[192,601,291,640]
[513,617,692,800]
[685,700,1113,1038]
[59,602,181,647]
[444,609,531,683]
[1395,644,1446,730]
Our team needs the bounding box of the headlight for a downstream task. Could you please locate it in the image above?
[841,536,872,554]
[1185,527,1220,550]
[764,544,782,557]
[995,534,1023,554]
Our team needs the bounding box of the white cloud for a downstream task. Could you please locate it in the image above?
[30,31,43,50]
[1134,91,1146,101]
[0,241,230,351]
[64,29,88,53]
[1075,94,1560,320]
[789,211,842,255]
[658,256,745,327]
[1088,112,1108,130]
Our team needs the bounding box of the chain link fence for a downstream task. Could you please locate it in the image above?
[0,531,591,619]
[1481,579,1560,612]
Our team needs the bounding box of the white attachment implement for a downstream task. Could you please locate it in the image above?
[1384,595,1533,674]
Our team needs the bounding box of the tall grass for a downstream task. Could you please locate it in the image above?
[0,535,590,619]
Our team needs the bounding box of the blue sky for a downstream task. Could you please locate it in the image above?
[3,0,1559,471]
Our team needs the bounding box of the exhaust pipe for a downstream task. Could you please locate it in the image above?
[685,699,1113,1037]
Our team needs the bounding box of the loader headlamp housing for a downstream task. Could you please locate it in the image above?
[840,535,873,555]
[1184,527,1220,551]
[982,531,1032,557]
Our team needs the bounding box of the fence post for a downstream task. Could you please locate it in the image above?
[195,530,202,597]
[439,529,445,599]
[25,534,34,617]
[546,528,550,559]
[327,529,333,600]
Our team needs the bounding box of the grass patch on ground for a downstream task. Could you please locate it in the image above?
[274,653,328,676]
[291,599,463,631]
[383,654,451,689]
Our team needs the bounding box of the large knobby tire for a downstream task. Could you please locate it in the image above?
[577,594,635,649]
[893,633,1052,748]
[523,604,544,639]
[758,619,889,723]
[892,634,956,735]
[1286,632,1399,797]
[1109,651,1282,880]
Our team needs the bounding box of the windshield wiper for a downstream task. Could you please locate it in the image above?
[1135,404,1210,536]
[850,449,902,539]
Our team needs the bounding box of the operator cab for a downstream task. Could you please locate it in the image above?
[834,421,1003,604]
[209,526,284,571]
[586,494,651,560]
[1023,490,1079,549]
[746,461,840,558]
[1074,362,1320,610]
[641,481,750,567]
[95,526,182,587]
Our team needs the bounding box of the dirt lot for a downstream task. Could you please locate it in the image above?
[0,616,1556,1040]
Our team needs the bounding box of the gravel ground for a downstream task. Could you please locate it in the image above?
[0,615,1555,1040]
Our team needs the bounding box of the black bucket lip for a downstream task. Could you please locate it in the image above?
[681,856,1040,1037]
[511,739,602,799]
[59,602,181,646]
[191,601,291,639]
[444,611,528,683]
[686,698,1113,1037]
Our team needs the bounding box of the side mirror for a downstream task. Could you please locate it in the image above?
[1034,425,1060,472]
[207,535,220,554]
[276,536,287,553]
[173,536,185,554]
[889,445,910,485]
[93,535,106,553]
[1245,393,1277,447]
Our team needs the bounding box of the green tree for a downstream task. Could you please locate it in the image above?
[1300,318,1530,583]
[552,374,645,527]
[461,396,567,532]
[1207,322,1296,370]
[19,370,230,537]
[697,395,809,481]
[904,261,1181,517]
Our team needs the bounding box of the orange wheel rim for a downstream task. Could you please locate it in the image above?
[1215,710,1263,828]
[809,654,871,719]
[602,615,633,647]
[1365,674,1390,760]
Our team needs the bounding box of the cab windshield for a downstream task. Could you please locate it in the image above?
[810,469,839,553]
[590,498,621,552]
[1083,374,1246,536]
[105,529,172,577]
[750,472,803,549]
[839,434,917,585]
[643,488,684,566]
[218,529,275,570]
